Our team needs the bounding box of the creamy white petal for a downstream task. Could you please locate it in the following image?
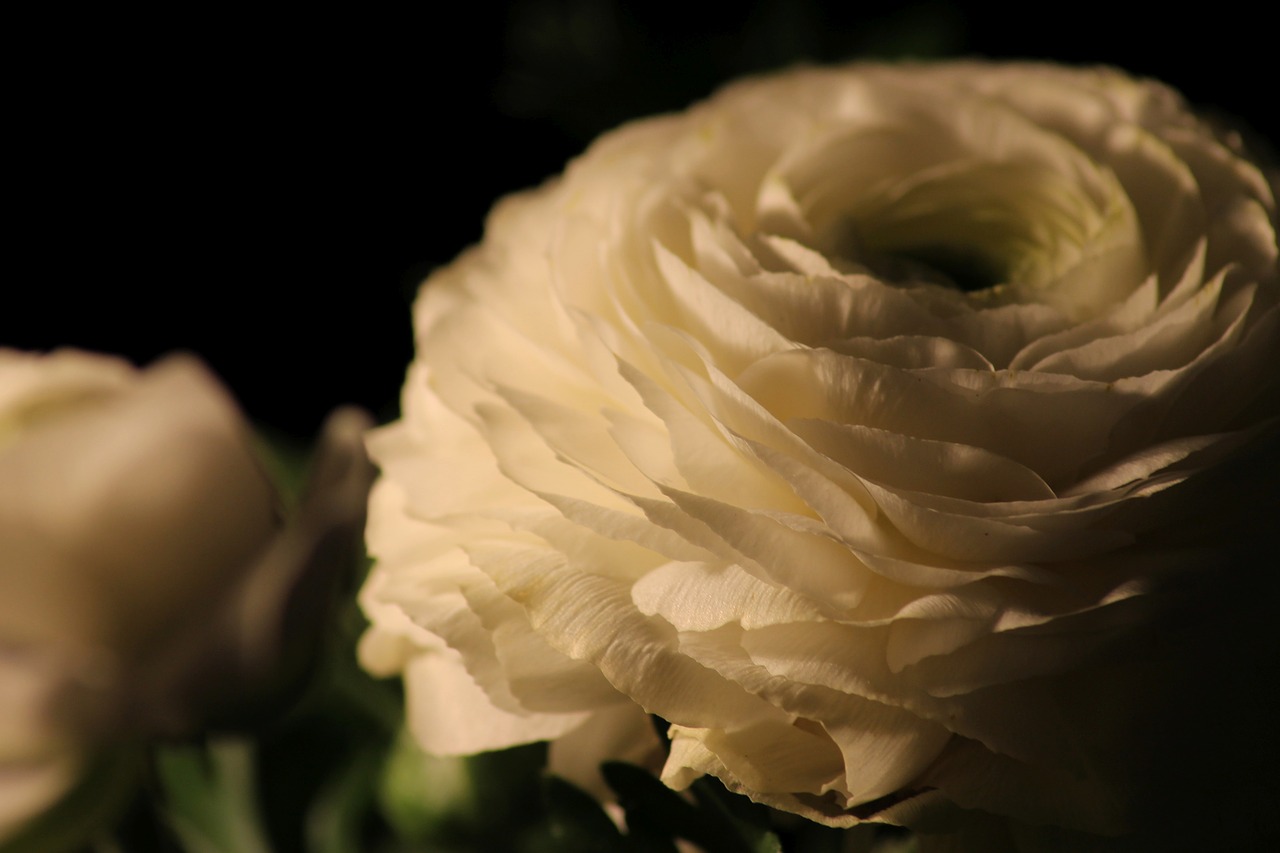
[632,561,823,631]
[361,62,1280,846]
[402,651,590,756]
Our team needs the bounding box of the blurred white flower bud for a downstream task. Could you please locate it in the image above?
[0,349,375,841]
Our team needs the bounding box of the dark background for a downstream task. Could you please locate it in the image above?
[9,1,1276,439]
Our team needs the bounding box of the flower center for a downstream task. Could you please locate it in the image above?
[828,160,1098,299]
[756,116,1148,319]
[871,243,1007,293]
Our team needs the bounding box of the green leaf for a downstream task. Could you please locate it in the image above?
[867,830,921,853]
[376,730,477,841]
[250,426,311,510]
[622,823,680,853]
[156,738,274,853]
[542,775,627,853]
[601,763,782,853]
[789,822,908,853]
[690,777,782,853]
[305,745,382,853]
[601,762,699,851]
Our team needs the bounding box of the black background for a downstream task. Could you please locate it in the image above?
[9,1,1276,439]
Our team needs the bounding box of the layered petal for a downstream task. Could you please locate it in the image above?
[362,61,1280,851]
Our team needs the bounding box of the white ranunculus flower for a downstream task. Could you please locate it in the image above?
[0,349,375,843]
[359,63,1280,850]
